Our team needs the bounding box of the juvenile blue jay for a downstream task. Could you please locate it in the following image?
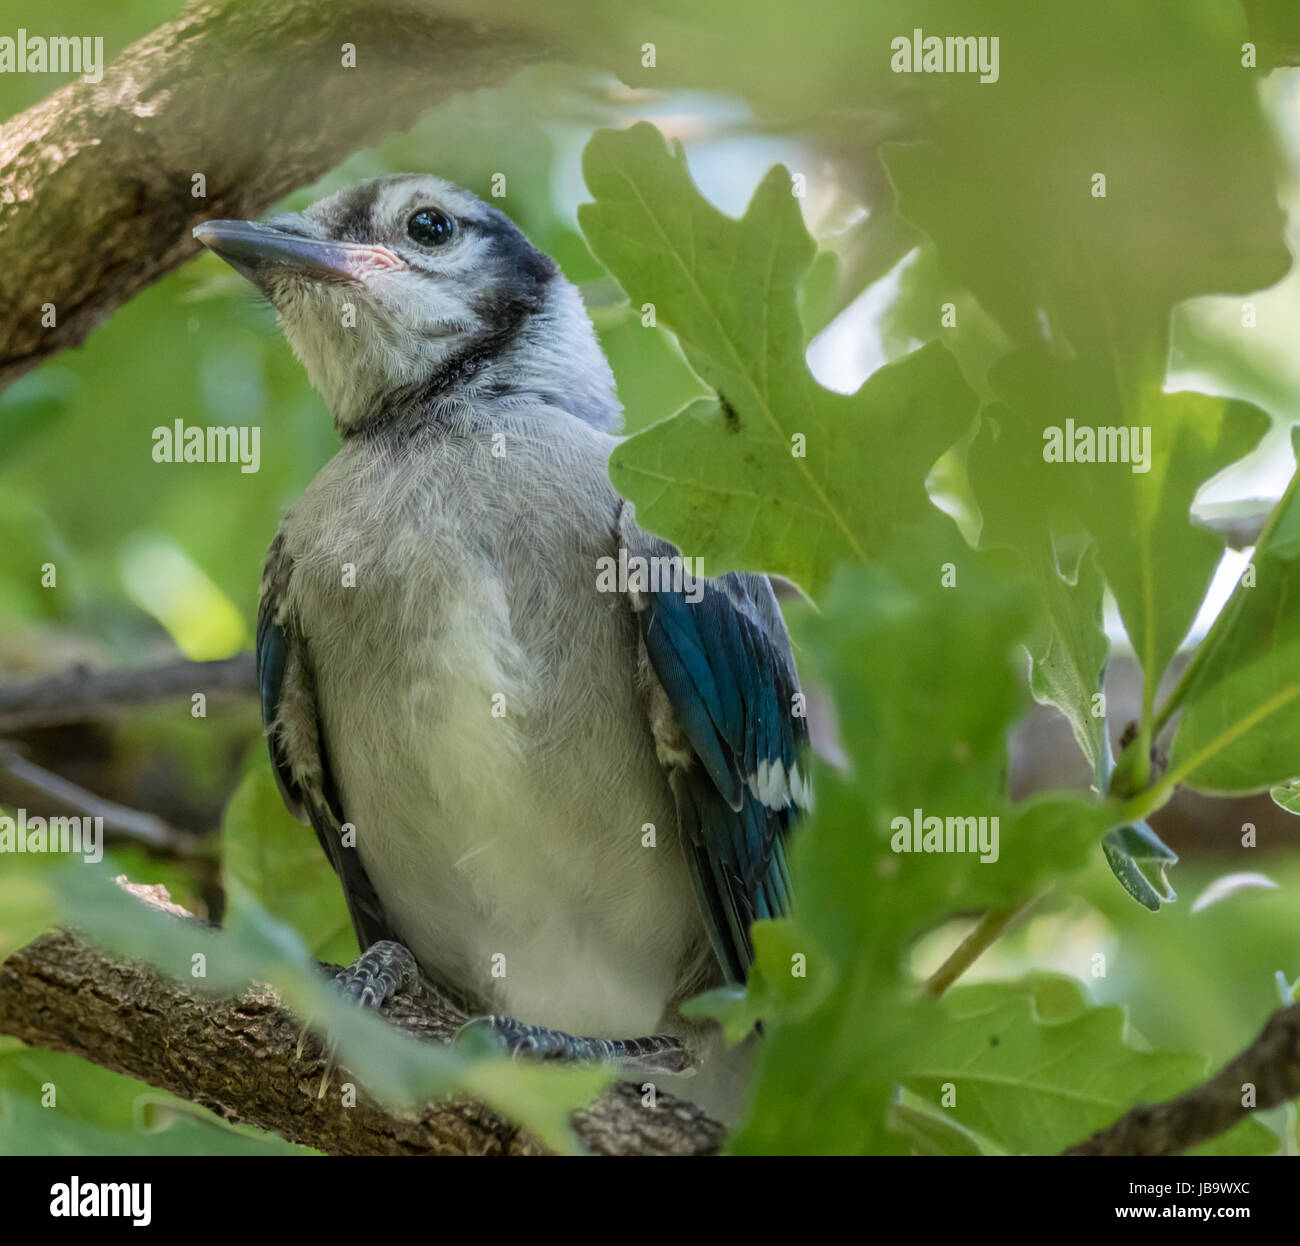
[193,176,808,1115]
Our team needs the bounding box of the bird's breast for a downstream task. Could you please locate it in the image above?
[278,430,704,1035]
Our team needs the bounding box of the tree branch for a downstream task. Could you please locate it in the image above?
[0,0,555,390]
[0,882,725,1156]
[1064,1002,1300,1155]
[0,742,208,859]
[0,655,255,732]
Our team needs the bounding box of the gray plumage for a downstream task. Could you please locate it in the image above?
[195,175,808,1120]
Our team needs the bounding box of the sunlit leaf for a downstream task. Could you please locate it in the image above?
[581,123,977,596]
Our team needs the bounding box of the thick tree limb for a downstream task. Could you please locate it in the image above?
[0,655,255,732]
[0,883,725,1156]
[0,0,554,390]
[1064,1002,1300,1155]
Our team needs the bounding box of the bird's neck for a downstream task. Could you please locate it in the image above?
[456,277,623,430]
[341,277,623,439]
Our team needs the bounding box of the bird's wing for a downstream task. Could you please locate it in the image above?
[257,538,394,950]
[618,507,810,984]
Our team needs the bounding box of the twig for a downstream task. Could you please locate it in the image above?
[1065,1003,1300,1155]
[0,883,725,1157]
[0,743,210,863]
[0,655,255,733]
[921,888,1053,1000]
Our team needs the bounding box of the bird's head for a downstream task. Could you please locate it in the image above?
[194,174,619,433]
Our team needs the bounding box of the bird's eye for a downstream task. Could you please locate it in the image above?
[407,208,455,248]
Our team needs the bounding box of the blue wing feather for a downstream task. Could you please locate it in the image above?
[623,518,809,983]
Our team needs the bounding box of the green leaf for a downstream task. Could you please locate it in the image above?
[580,122,977,596]
[887,1096,987,1156]
[796,249,840,346]
[1169,431,1300,792]
[591,302,708,436]
[681,984,756,1048]
[0,370,75,461]
[1103,822,1179,912]
[221,749,357,965]
[950,972,1091,1023]
[0,1042,311,1156]
[684,919,834,1044]
[1191,872,1279,912]
[903,977,1276,1155]
[989,350,1269,698]
[0,831,58,963]
[1026,545,1109,773]
[1270,780,1300,815]
[0,1090,312,1156]
[968,408,1110,770]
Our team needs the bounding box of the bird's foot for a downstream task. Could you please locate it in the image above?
[459,1015,694,1076]
[296,939,420,1098]
[332,938,420,1009]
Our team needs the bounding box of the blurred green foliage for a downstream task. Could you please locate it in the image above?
[0,1039,313,1156]
[5,0,1300,1157]
[222,749,357,966]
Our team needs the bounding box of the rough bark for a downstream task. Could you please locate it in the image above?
[0,884,725,1156]
[0,0,553,390]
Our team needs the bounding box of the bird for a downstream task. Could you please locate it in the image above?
[193,174,809,1120]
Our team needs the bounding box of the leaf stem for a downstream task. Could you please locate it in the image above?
[922,888,1054,1000]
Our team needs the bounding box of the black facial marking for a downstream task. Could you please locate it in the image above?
[343,185,567,436]
[319,180,385,243]
[467,205,558,295]
[459,206,557,350]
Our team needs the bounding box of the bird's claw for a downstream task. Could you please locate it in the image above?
[458,1014,573,1061]
[457,1014,692,1074]
[294,939,420,1095]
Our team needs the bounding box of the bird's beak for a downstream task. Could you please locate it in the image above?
[192,219,404,285]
